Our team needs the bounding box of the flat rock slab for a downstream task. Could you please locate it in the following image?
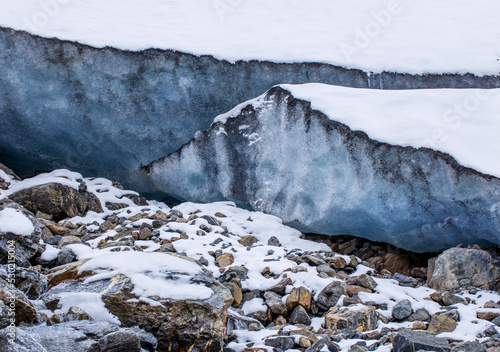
[393,329,451,352]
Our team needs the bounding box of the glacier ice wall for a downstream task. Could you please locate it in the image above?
[1,26,500,187]
[143,87,500,252]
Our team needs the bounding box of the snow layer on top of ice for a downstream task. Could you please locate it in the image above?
[1,0,499,75]
[216,84,500,178]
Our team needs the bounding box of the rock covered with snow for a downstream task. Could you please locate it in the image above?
[1,166,500,352]
[143,85,500,252]
[0,201,42,267]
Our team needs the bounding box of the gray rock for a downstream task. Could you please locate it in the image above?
[290,305,311,325]
[57,247,77,265]
[316,281,346,310]
[442,292,467,306]
[393,329,450,352]
[392,299,413,320]
[492,315,500,326]
[0,277,37,328]
[407,308,431,322]
[354,274,378,290]
[305,336,339,352]
[451,341,486,352]
[227,309,263,333]
[268,236,281,247]
[0,321,120,352]
[264,336,296,350]
[97,330,141,352]
[317,264,336,277]
[428,248,497,291]
[9,183,103,222]
[0,201,42,267]
[263,291,287,315]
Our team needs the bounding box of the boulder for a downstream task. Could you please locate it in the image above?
[0,320,154,352]
[392,299,413,320]
[427,314,458,335]
[0,278,37,328]
[0,201,42,267]
[316,281,346,310]
[428,248,497,291]
[393,329,450,352]
[325,306,377,332]
[263,291,287,315]
[290,305,311,325]
[285,286,312,311]
[9,183,103,222]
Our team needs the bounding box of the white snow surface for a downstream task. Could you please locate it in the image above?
[218,83,500,178]
[0,208,34,236]
[1,0,499,75]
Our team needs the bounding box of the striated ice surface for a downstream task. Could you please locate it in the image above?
[0,27,499,186]
[143,85,500,252]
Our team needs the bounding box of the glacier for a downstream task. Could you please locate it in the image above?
[0,26,499,186]
[142,85,500,252]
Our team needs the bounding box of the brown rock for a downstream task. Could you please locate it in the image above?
[346,285,372,297]
[216,253,234,267]
[412,321,428,330]
[476,311,500,321]
[0,278,37,327]
[429,292,443,303]
[239,235,258,247]
[57,235,82,248]
[224,281,242,308]
[328,256,347,269]
[299,336,312,348]
[325,306,377,332]
[9,182,103,222]
[285,286,312,311]
[427,314,458,335]
[46,259,92,288]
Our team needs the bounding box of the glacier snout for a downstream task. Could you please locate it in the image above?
[143,86,500,252]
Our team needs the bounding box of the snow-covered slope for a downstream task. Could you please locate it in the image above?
[1,0,499,75]
[143,84,500,252]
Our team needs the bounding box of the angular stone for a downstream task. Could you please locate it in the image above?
[264,336,296,350]
[9,183,103,222]
[238,235,258,247]
[224,281,242,308]
[328,257,347,269]
[290,305,311,325]
[442,292,467,306]
[346,285,371,297]
[285,286,312,311]
[392,299,413,320]
[393,329,450,352]
[316,281,346,310]
[57,235,81,248]
[98,330,141,352]
[427,314,458,335]
[264,291,287,315]
[451,341,486,352]
[216,253,234,267]
[354,274,378,290]
[267,277,292,295]
[325,306,377,332]
[0,278,37,327]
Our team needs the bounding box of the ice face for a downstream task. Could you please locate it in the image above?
[143,87,500,252]
[0,27,499,188]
